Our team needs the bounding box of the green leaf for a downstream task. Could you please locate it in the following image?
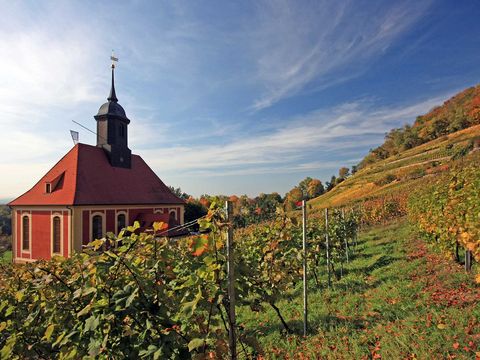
[0,334,16,359]
[127,221,141,233]
[44,324,55,341]
[5,306,15,317]
[188,338,204,352]
[84,316,99,332]
[0,301,7,314]
[125,288,138,307]
[15,290,25,302]
[88,338,102,357]
[77,303,92,317]
[153,349,163,360]
[52,331,66,348]
[180,286,203,316]
[95,298,109,308]
[62,348,78,360]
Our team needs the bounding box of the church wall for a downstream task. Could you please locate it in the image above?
[128,208,154,225]
[106,210,115,233]
[12,204,184,262]
[63,211,70,258]
[75,204,183,243]
[12,208,72,263]
[31,211,51,260]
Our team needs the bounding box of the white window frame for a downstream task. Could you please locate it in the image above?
[169,209,177,220]
[51,212,63,256]
[21,212,32,253]
[115,211,128,234]
[90,212,106,242]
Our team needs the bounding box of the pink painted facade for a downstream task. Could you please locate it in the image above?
[11,205,183,263]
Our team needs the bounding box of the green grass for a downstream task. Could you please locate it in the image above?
[237,220,480,359]
[0,250,12,263]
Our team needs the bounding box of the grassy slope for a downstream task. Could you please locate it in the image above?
[237,220,480,359]
[309,125,480,209]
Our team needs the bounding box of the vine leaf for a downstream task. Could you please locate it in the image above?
[44,324,55,341]
[188,338,204,352]
[189,235,209,256]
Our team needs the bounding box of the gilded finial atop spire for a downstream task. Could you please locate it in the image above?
[108,50,119,102]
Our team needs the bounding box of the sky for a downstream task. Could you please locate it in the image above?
[1,0,480,201]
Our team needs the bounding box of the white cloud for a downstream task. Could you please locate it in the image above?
[141,93,450,176]
[248,0,432,110]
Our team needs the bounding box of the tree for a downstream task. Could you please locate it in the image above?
[298,177,313,199]
[184,198,208,227]
[306,179,324,199]
[0,206,11,236]
[326,175,337,191]
[338,167,350,179]
[168,186,189,200]
[285,187,303,210]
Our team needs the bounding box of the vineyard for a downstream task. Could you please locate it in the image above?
[408,152,480,277]
[1,149,479,358]
[0,205,359,359]
[1,133,479,359]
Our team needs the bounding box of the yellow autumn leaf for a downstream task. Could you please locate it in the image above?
[44,324,55,341]
[153,221,168,232]
[475,273,480,284]
[437,323,446,330]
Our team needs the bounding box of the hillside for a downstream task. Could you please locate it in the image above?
[310,124,480,210]
[359,85,480,168]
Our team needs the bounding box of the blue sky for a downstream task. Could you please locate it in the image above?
[1,0,480,200]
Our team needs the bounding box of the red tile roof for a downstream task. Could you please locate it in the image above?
[9,143,184,206]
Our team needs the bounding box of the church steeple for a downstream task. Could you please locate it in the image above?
[107,65,118,102]
[94,54,132,169]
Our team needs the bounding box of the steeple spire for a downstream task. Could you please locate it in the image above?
[108,51,119,102]
[107,65,118,102]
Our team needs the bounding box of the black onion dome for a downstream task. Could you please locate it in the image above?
[97,101,127,118]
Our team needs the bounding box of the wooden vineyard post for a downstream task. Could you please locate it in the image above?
[325,208,331,288]
[342,209,349,263]
[225,201,237,360]
[465,250,472,272]
[302,200,308,337]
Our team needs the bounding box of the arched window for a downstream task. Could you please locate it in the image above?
[168,211,177,234]
[117,213,126,234]
[22,215,30,251]
[52,216,61,254]
[92,215,103,240]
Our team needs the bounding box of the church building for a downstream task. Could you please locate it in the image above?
[9,61,185,263]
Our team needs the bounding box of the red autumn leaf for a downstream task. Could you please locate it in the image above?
[189,235,208,256]
[153,221,168,232]
[453,342,460,350]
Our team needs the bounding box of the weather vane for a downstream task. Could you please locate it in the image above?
[110,50,118,69]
